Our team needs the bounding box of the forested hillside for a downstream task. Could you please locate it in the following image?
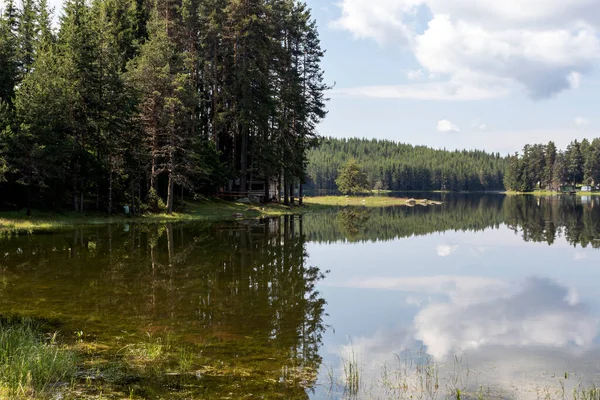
[306,138,507,191]
[504,139,600,191]
[0,0,328,213]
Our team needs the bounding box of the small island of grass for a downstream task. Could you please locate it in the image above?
[303,196,442,207]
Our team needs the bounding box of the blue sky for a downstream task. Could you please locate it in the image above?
[45,0,600,154]
[303,0,600,154]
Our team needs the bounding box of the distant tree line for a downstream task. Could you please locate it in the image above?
[0,0,328,214]
[305,138,507,192]
[504,139,600,192]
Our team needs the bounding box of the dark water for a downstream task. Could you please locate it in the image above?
[2,194,600,399]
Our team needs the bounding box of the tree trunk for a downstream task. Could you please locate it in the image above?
[289,182,294,205]
[73,179,79,212]
[283,176,289,205]
[264,177,270,203]
[96,183,100,210]
[26,186,31,216]
[108,170,113,215]
[166,174,175,214]
[299,183,303,206]
[240,126,248,194]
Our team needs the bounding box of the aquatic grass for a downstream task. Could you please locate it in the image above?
[341,343,360,398]
[119,333,172,366]
[0,317,77,398]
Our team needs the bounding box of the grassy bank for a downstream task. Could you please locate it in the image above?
[0,196,442,235]
[0,199,297,235]
[303,196,441,207]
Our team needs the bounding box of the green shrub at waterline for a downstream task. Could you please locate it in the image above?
[0,317,77,398]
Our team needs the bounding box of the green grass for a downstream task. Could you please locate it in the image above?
[0,317,77,399]
[303,196,442,207]
[0,199,298,235]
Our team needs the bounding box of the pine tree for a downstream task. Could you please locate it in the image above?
[543,141,556,189]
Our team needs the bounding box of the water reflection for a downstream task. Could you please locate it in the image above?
[302,194,600,248]
[303,194,600,399]
[2,195,600,398]
[414,276,597,358]
[0,217,326,398]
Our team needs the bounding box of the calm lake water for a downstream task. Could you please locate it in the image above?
[2,194,600,399]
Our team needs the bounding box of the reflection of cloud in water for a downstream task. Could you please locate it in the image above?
[338,275,509,306]
[415,277,598,359]
[436,244,459,257]
[322,277,600,399]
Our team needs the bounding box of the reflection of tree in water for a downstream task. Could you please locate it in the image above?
[302,194,600,248]
[0,217,327,398]
[303,194,506,243]
[504,196,600,248]
[334,208,371,239]
[196,215,327,390]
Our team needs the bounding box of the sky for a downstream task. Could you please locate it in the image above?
[301,0,600,154]
[45,0,600,154]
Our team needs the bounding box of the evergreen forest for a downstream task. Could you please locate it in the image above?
[0,0,328,214]
[504,139,600,192]
[305,137,507,192]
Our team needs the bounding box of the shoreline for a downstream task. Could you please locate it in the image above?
[504,190,600,196]
[0,196,442,235]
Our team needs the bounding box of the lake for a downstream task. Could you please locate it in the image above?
[2,193,600,399]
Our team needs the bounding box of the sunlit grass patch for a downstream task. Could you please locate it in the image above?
[303,195,442,207]
[0,317,77,398]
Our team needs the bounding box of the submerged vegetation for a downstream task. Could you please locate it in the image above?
[0,217,327,398]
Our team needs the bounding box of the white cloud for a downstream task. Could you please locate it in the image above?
[331,0,600,99]
[406,69,425,80]
[575,116,591,126]
[568,71,583,89]
[472,120,488,130]
[436,120,460,133]
[332,81,509,101]
[436,244,459,256]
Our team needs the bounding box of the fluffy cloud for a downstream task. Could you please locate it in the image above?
[331,0,600,99]
[575,116,591,126]
[406,69,424,80]
[436,119,460,133]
